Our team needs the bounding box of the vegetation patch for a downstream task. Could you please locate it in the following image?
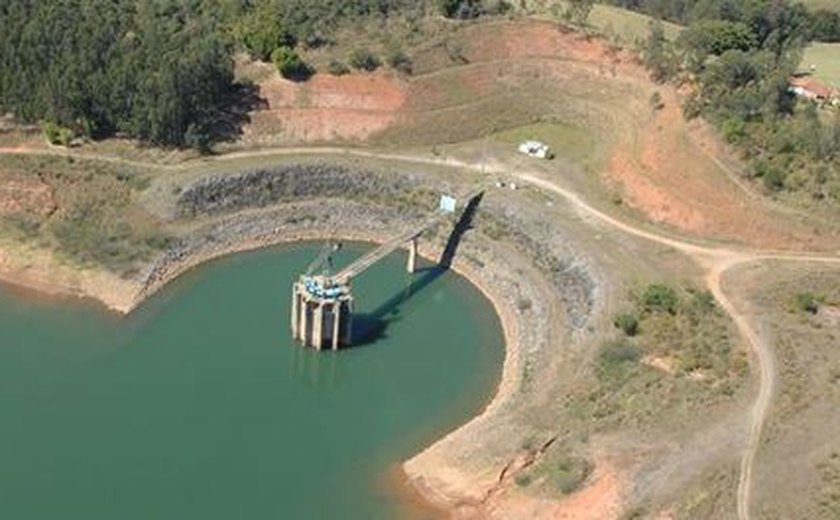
[516,450,594,496]
[817,452,840,518]
[570,283,744,430]
[0,156,168,276]
[627,0,840,207]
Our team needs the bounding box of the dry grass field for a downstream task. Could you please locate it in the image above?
[802,43,840,90]
[725,262,840,520]
[801,0,840,12]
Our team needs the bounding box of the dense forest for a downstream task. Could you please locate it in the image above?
[0,2,236,149]
[627,0,840,204]
[0,0,433,149]
[607,0,840,42]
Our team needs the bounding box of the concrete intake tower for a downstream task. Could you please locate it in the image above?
[291,195,461,350]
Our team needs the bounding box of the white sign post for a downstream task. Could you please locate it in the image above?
[439,195,457,213]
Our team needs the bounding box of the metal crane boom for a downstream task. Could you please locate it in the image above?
[305,242,340,276]
[333,211,446,283]
[332,190,479,283]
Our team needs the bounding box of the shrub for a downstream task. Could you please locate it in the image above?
[327,60,350,76]
[795,292,820,314]
[349,48,381,72]
[599,340,642,368]
[514,473,532,487]
[549,456,593,494]
[642,284,679,314]
[613,313,639,336]
[721,117,746,143]
[272,46,311,80]
[438,0,486,19]
[690,290,716,312]
[57,127,74,147]
[650,92,664,111]
[387,48,413,75]
[42,121,73,146]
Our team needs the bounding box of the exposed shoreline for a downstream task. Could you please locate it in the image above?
[0,224,526,516]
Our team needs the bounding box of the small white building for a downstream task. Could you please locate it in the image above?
[518,140,551,159]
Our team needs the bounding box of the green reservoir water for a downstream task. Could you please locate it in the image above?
[0,244,503,519]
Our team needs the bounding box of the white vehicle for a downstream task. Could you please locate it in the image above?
[518,140,551,159]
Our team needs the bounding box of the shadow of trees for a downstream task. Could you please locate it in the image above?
[206,80,267,149]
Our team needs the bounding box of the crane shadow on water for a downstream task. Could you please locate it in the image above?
[349,192,484,348]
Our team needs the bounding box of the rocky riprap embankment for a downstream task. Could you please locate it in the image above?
[174,163,439,219]
[146,161,599,335]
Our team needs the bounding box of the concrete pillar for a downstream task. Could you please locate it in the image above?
[407,237,418,274]
[291,286,300,340]
[312,303,324,350]
[300,297,310,347]
[331,303,341,351]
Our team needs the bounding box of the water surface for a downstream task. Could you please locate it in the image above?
[0,243,503,519]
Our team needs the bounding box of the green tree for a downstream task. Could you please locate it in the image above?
[679,20,757,57]
[643,20,677,83]
[613,313,639,336]
[237,6,294,62]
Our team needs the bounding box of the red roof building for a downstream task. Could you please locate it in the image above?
[789,76,838,102]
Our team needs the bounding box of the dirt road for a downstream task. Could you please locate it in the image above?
[2,144,839,519]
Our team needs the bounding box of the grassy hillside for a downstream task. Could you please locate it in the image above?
[801,0,840,13]
[536,1,682,43]
[585,3,682,42]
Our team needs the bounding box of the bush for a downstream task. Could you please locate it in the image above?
[721,117,746,143]
[514,473,532,487]
[613,313,639,336]
[438,0,485,19]
[349,48,381,72]
[563,0,594,26]
[795,292,820,314]
[599,340,642,368]
[642,284,679,314]
[272,46,311,80]
[549,457,593,494]
[238,7,295,61]
[690,290,716,312]
[387,48,413,75]
[327,60,350,76]
[650,92,664,111]
[42,121,73,146]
